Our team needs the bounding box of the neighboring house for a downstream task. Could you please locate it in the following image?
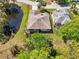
[27,10,52,33]
[72,0,79,2]
[52,9,70,27]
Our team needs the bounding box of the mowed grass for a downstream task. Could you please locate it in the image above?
[15,3,30,39]
[0,3,30,52]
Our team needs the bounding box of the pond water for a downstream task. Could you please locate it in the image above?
[7,5,23,33]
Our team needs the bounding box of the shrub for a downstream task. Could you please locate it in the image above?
[16,51,29,59]
[28,33,52,50]
[59,18,79,41]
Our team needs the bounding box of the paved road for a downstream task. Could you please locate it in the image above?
[16,0,71,9]
[16,0,79,9]
[17,0,39,10]
[17,0,38,5]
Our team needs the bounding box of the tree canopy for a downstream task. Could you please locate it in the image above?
[59,17,79,40]
[58,0,71,4]
[27,33,52,50]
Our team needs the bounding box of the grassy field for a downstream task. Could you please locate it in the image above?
[0,3,30,52]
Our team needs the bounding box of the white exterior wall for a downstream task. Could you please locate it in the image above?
[32,5,38,10]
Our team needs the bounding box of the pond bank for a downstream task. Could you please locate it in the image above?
[0,2,30,55]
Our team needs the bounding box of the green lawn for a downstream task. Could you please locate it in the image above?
[14,3,30,38]
[0,3,30,52]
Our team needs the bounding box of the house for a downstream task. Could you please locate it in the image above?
[52,9,70,27]
[27,10,52,33]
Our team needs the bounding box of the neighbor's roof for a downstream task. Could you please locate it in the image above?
[52,9,70,25]
[72,0,79,2]
[27,10,51,29]
[16,0,39,10]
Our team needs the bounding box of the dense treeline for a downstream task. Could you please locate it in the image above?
[59,15,79,41]
[16,34,60,59]
[0,0,20,42]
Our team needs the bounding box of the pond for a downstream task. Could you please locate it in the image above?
[3,4,23,37]
[7,4,23,33]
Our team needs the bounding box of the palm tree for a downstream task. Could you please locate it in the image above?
[0,0,10,11]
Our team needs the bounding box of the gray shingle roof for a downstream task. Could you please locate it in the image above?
[52,9,70,25]
[27,10,51,29]
[72,0,79,1]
